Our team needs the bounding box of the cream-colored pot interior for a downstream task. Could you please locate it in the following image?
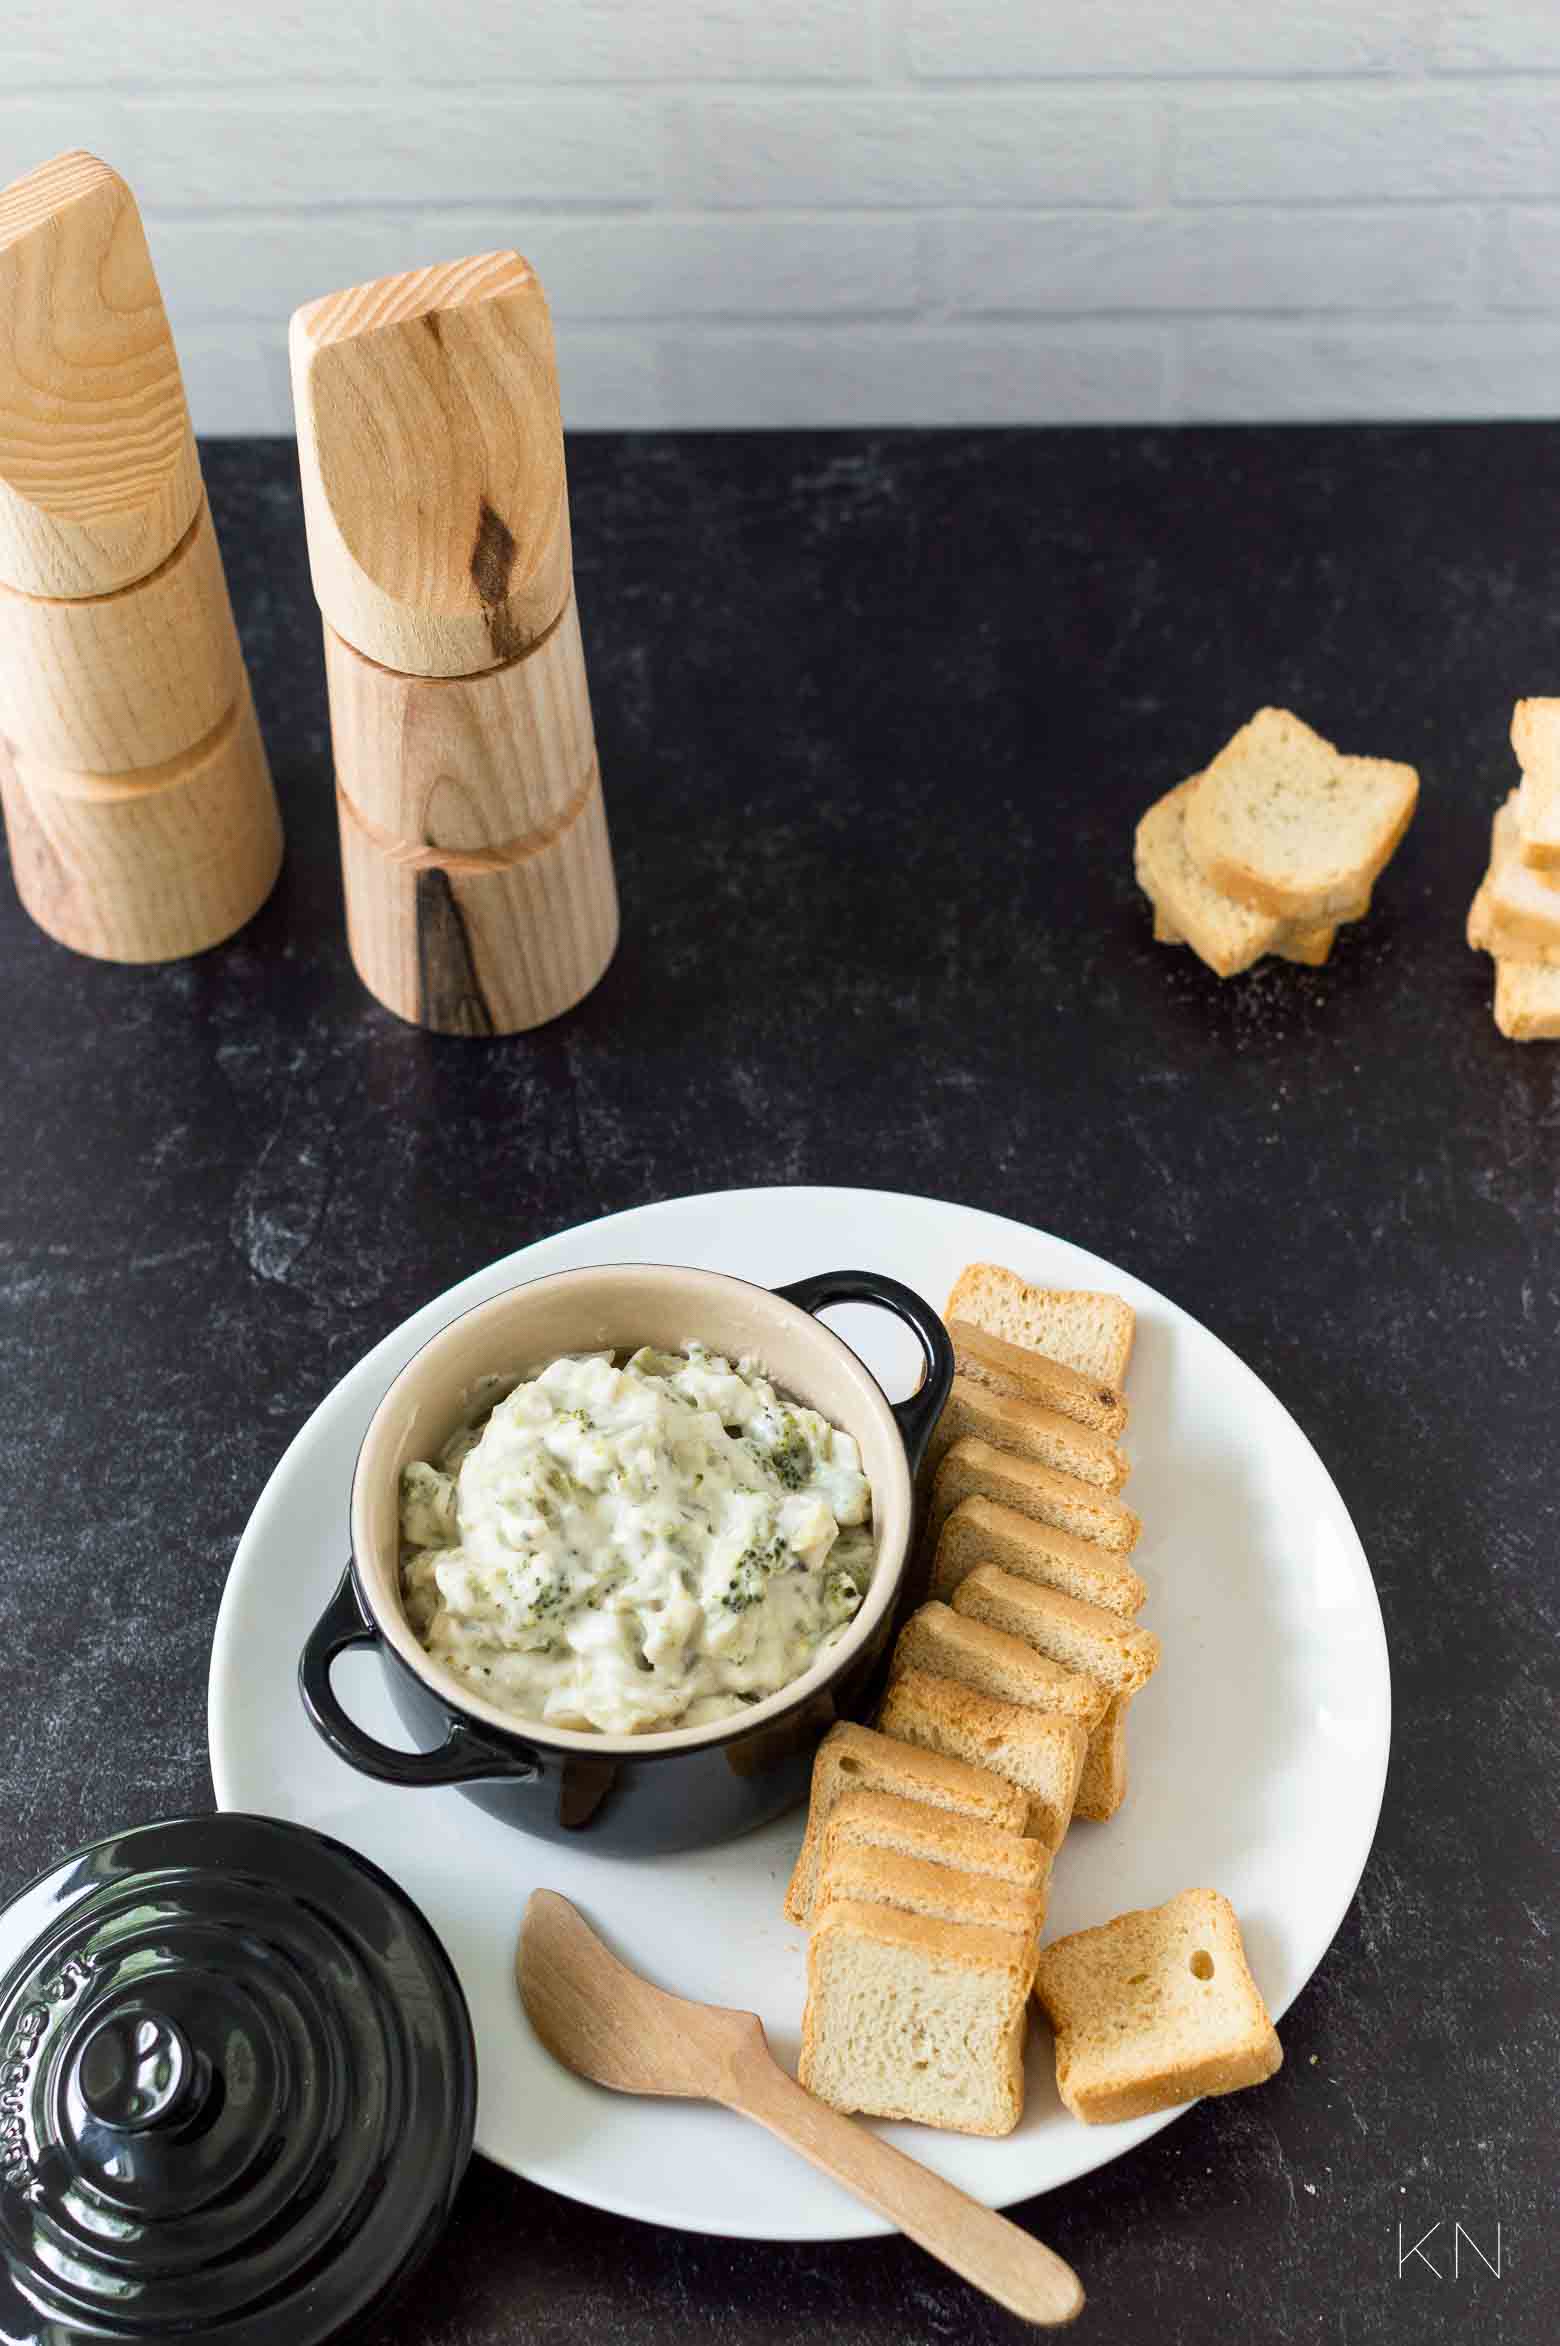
[350,1264,915,1755]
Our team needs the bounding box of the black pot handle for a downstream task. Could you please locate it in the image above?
[774,1269,954,1476]
[299,1564,541,1787]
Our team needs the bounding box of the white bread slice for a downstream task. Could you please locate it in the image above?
[1182,707,1419,920]
[1511,698,1560,870]
[1137,779,1352,976]
[821,1789,1052,1901]
[948,1265,1135,1388]
[1466,793,1560,965]
[815,1842,1046,1943]
[1493,957,1560,1040]
[950,1320,1126,1440]
[1074,1693,1129,1823]
[799,1899,1032,2136]
[878,1669,1087,1848]
[951,1565,1161,1697]
[892,1601,1109,1734]
[924,1374,1127,1491]
[932,1495,1146,1618]
[928,1439,1141,1557]
[782,1721,1028,1927]
[1032,1888,1282,2124]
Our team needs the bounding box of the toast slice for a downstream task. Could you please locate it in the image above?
[821,1789,1052,1901]
[928,1439,1141,1557]
[1074,1693,1129,1823]
[1511,698,1560,870]
[892,1601,1110,1734]
[800,1899,1032,2135]
[782,1721,1028,1927]
[815,1842,1047,1943]
[1137,779,1352,976]
[947,1265,1136,1388]
[1493,957,1560,1040]
[1156,899,1343,968]
[924,1374,1128,1490]
[1032,1889,1282,2124]
[1466,793,1560,965]
[951,1565,1161,1698]
[950,1569,1158,1827]
[878,1669,1088,1848]
[1182,707,1419,920]
[950,1320,1126,1440]
[931,1496,1146,1618]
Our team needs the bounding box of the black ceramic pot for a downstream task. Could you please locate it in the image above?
[300,1264,953,1856]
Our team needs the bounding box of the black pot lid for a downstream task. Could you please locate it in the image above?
[0,1813,476,2344]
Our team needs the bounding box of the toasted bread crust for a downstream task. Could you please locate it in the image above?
[952,1564,1161,1697]
[929,1438,1141,1556]
[815,1842,1046,1939]
[782,1720,1028,1925]
[932,1495,1147,1617]
[949,1320,1127,1438]
[1467,793,1560,965]
[1511,698,1560,862]
[924,1374,1128,1489]
[1147,865,1343,971]
[878,1669,1088,1847]
[1073,1693,1129,1821]
[821,1788,1053,1893]
[1493,956,1560,1039]
[810,1895,1035,1976]
[891,1600,1110,1731]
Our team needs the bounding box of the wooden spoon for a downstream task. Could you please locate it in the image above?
[518,1889,1084,2327]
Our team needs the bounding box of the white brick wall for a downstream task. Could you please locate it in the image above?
[5,1,1560,431]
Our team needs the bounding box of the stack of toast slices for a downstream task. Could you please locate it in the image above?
[1136,707,1419,978]
[1467,700,1560,1039]
[790,1263,1282,2138]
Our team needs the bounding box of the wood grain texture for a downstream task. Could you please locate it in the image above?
[0,496,242,772]
[0,151,202,598]
[0,684,281,962]
[291,252,571,676]
[322,593,594,848]
[518,1890,1084,2328]
[336,763,616,1035]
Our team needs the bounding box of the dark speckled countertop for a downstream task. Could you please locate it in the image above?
[1,427,1555,2344]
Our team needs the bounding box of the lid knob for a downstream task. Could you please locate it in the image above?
[73,2007,208,2135]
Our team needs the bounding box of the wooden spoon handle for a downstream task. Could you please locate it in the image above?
[721,2047,1084,2326]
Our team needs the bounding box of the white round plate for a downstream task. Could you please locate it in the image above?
[209,1185,1389,2241]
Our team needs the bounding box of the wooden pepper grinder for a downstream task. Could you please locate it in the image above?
[289,252,618,1037]
[0,151,281,962]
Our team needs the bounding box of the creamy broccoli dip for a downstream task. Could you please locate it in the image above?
[399,1344,876,1735]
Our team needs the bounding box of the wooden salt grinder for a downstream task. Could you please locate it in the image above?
[290,252,617,1037]
[0,151,281,962]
